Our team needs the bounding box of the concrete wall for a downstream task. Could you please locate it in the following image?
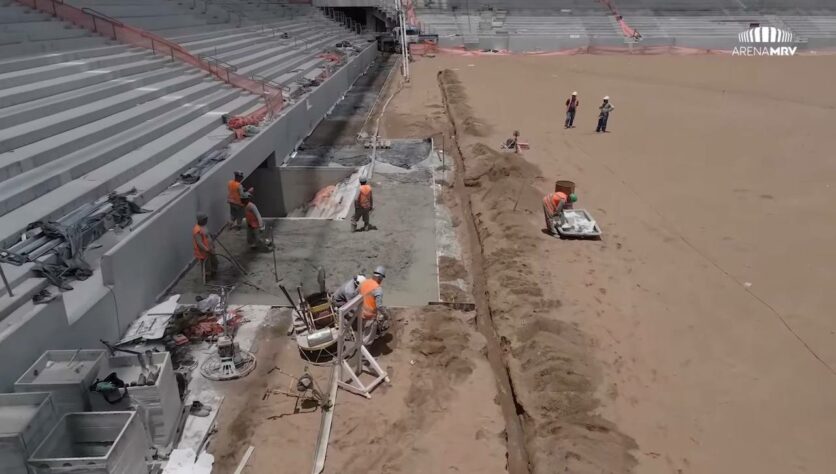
[247,167,355,217]
[0,45,378,390]
[99,44,378,330]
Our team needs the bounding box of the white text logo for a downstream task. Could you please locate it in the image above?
[733,26,797,56]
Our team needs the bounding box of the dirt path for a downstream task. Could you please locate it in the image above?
[209,306,506,474]
[383,54,836,473]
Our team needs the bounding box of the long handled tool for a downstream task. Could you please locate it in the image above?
[270,223,279,283]
[280,285,310,331]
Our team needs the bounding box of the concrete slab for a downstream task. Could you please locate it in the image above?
[170,156,438,307]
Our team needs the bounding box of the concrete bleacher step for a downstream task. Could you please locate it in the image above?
[227,30,342,75]
[0,65,189,128]
[212,25,341,68]
[0,77,223,189]
[0,71,205,153]
[276,58,327,86]
[0,56,171,108]
[185,22,319,58]
[0,92,256,243]
[0,49,155,91]
[0,44,132,73]
[0,36,110,60]
[0,4,49,23]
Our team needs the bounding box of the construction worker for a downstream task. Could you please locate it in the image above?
[351,177,373,232]
[543,191,578,234]
[227,171,253,230]
[503,130,521,153]
[193,213,218,280]
[565,91,579,128]
[358,266,389,344]
[595,96,614,133]
[242,194,272,251]
[331,274,366,308]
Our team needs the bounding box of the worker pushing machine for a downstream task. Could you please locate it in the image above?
[358,266,390,345]
[543,191,578,234]
[193,213,218,281]
[242,194,272,251]
[227,171,254,230]
[595,96,614,133]
[351,177,374,232]
[565,91,579,128]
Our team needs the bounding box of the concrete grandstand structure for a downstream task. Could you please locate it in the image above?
[0,0,376,389]
[413,0,836,51]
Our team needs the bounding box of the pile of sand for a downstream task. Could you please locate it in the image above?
[439,69,637,474]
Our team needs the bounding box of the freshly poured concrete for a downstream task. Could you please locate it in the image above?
[171,143,438,307]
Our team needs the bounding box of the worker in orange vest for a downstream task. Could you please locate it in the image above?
[192,213,217,280]
[358,266,389,345]
[227,171,253,230]
[543,191,577,234]
[351,176,374,232]
[242,194,272,251]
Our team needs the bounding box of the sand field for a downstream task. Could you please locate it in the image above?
[381,54,836,473]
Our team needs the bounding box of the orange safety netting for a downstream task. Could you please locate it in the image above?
[436,45,731,56]
[17,0,283,136]
[409,42,439,56]
[436,44,836,57]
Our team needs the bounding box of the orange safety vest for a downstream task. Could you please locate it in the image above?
[543,191,568,216]
[244,203,259,229]
[193,224,210,260]
[358,278,380,319]
[227,180,243,206]
[357,184,372,209]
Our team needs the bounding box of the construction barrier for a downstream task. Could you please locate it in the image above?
[409,42,439,56]
[17,0,283,131]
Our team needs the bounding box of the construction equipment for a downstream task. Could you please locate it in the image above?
[282,282,345,364]
[0,189,147,289]
[199,286,257,380]
[554,209,602,239]
[264,366,327,413]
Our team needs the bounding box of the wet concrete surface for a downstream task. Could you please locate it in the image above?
[170,161,438,307]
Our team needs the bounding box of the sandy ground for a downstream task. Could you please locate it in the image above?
[382,54,836,473]
[207,306,506,474]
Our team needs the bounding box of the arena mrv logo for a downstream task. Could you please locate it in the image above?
[733,26,797,56]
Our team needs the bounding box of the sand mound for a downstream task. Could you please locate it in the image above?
[334,306,483,473]
[438,70,491,137]
[439,68,637,474]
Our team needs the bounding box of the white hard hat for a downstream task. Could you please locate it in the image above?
[355,275,366,285]
[373,266,386,278]
[572,91,577,96]
[603,96,610,100]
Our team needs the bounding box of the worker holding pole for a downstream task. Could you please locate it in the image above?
[351,177,374,232]
[543,191,577,234]
[242,194,272,251]
[193,213,218,281]
[227,171,253,230]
